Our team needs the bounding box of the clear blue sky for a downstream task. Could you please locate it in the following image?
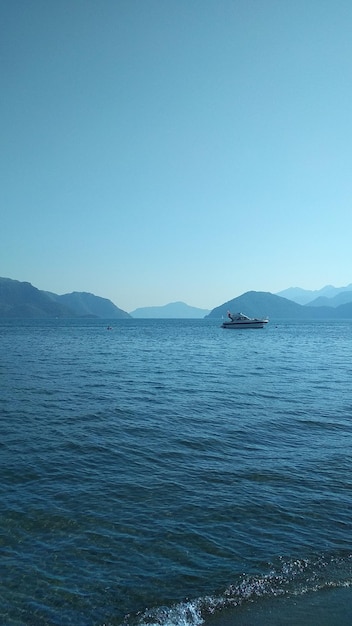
[2,0,352,312]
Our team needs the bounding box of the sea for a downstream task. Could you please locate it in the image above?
[1,317,352,625]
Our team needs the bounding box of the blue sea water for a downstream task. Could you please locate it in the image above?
[1,318,352,625]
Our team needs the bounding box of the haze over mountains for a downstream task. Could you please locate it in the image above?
[1,277,352,319]
[276,284,352,305]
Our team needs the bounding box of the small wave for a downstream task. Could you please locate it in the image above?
[123,553,352,626]
[129,601,204,626]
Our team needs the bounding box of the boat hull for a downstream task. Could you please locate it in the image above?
[221,320,268,329]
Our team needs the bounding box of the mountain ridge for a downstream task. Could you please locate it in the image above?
[206,290,352,320]
[48,290,130,318]
[0,278,130,319]
[1,277,352,319]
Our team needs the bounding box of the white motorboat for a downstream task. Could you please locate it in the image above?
[221,311,269,329]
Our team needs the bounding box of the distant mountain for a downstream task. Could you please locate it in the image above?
[0,278,130,318]
[277,284,352,305]
[0,277,73,318]
[306,291,352,308]
[48,291,130,318]
[130,301,210,318]
[334,302,352,318]
[206,290,352,320]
